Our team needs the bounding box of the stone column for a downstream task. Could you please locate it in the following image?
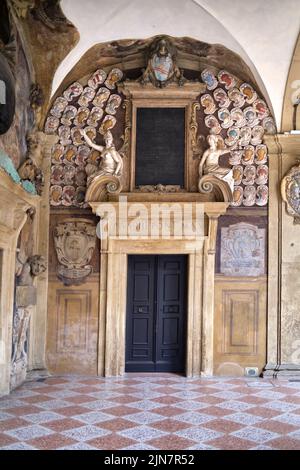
[264,134,300,377]
[201,215,219,376]
[29,134,57,372]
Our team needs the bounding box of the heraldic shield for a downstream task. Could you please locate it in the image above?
[54,219,96,285]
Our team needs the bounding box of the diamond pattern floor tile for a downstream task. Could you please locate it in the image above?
[0,374,299,450]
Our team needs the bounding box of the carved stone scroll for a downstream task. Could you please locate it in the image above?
[85,174,122,202]
[198,174,233,202]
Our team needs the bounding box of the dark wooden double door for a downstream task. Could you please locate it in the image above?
[126,255,187,372]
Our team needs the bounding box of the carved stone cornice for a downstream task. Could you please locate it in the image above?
[264,133,300,156]
[118,81,205,101]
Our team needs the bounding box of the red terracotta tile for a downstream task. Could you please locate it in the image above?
[151,379,180,386]
[103,406,139,416]
[0,418,29,431]
[238,395,271,405]
[44,418,84,432]
[255,419,298,434]
[152,406,186,417]
[193,386,220,394]
[44,378,69,385]
[111,387,138,394]
[195,396,221,405]
[154,386,182,394]
[6,405,41,416]
[77,379,104,386]
[274,386,299,395]
[115,379,143,386]
[0,433,18,447]
[55,405,90,416]
[88,434,135,450]
[71,386,100,394]
[283,396,300,404]
[201,406,234,417]
[28,433,77,450]
[98,418,137,432]
[203,419,244,433]
[209,435,254,450]
[23,395,53,404]
[230,386,255,394]
[150,418,191,433]
[66,395,98,404]
[113,395,141,404]
[246,406,282,419]
[268,436,300,450]
[151,396,181,405]
[31,386,61,394]
[148,434,195,450]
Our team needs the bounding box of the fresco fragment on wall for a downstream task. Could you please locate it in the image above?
[220,222,265,276]
[200,69,275,206]
[46,68,124,207]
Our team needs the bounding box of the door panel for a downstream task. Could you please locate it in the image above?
[126,257,155,369]
[214,277,267,375]
[126,255,187,372]
[46,277,99,375]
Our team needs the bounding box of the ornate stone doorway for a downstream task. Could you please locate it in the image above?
[90,199,228,377]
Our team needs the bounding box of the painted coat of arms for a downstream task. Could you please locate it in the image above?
[141,36,184,87]
[221,222,265,276]
[281,161,300,224]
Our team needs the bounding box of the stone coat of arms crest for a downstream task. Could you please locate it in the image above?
[54,219,96,285]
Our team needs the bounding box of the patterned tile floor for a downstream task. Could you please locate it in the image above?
[0,374,300,450]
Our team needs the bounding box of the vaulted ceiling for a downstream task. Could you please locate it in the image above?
[53,0,300,129]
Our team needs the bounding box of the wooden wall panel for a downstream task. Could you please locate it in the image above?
[46,277,99,375]
[214,277,267,375]
[46,210,100,375]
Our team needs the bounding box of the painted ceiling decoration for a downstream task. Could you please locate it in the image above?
[45,37,275,208]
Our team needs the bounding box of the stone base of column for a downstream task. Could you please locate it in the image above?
[263,362,300,379]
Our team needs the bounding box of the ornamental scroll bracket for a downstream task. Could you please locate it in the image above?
[281,161,300,224]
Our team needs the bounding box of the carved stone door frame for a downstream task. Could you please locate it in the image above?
[0,170,40,395]
[90,200,228,377]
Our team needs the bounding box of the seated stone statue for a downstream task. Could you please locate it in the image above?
[199,134,234,192]
[80,129,123,184]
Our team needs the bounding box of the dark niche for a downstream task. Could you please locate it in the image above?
[135,107,185,187]
[0,53,15,135]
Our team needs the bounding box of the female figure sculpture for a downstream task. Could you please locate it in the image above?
[80,129,123,184]
[199,134,234,192]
